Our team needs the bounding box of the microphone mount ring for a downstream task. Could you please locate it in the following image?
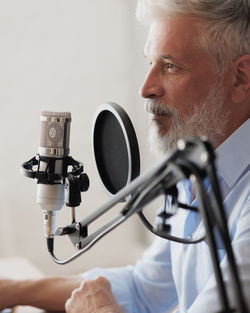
[21,155,84,183]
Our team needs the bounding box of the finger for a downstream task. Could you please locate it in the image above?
[65,297,71,312]
[95,276,112,290]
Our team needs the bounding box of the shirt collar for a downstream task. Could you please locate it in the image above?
[215,118,250,189]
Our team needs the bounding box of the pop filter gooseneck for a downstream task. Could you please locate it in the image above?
[92,102,140,198]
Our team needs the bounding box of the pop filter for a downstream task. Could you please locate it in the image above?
[92,102,140,198]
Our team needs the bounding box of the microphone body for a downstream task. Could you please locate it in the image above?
[37,111,71,238]
[22,110,88,238]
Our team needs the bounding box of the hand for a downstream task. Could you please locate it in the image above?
[65,276,124,313]
[0,279,18,310]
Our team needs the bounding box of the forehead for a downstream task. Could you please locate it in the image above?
[145,16,203,61]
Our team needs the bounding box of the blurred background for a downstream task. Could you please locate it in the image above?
[0,0,161,276]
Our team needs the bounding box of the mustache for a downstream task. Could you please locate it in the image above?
[144,99,178,116]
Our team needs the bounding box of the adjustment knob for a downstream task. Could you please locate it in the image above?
[79,173,90,192]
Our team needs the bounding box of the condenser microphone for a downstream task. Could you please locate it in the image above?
[37,111,71,238]
[22,110,88,242]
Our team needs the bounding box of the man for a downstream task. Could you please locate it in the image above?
[1,1,249,312]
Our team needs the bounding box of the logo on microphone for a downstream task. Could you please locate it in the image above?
[49,127,57,138]
[46,122,63,147]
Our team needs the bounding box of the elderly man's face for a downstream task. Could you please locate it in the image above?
[141,16,229,153]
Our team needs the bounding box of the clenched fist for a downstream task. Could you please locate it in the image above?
[65,276,124,313]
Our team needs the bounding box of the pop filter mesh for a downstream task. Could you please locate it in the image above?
[94,111,129,194]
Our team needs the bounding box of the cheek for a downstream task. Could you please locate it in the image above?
[163,75,215,115]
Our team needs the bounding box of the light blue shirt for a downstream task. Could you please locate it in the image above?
[81,119,250,313]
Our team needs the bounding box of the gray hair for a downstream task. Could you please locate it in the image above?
[136,0,250,73]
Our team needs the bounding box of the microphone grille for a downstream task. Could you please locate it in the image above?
[39,111,71,156]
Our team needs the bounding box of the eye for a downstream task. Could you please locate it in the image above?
[164,62,183,74]
[165,63,178,73]
[166,63,174,70]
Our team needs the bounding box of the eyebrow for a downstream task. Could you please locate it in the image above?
[143,53,178,62]
[159,55,177,61]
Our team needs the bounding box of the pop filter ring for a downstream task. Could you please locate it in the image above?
[92,102,140,199]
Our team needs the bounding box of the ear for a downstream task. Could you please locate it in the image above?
[231,55,250,103]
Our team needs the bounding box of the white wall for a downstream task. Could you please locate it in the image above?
[0,0,159,276]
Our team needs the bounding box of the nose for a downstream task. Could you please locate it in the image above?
[140,65,165,99]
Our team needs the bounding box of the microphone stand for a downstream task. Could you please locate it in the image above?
[33,138,248,313]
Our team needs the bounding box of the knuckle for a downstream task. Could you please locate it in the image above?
[71,287,81,297]
[96,276,111,288]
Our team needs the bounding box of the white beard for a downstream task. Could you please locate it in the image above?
[146,82,229,156]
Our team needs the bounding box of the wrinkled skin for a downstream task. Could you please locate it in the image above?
[65,277,124,313]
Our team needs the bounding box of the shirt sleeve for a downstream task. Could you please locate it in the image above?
[187,198,250,313]
[80,237,178,313]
